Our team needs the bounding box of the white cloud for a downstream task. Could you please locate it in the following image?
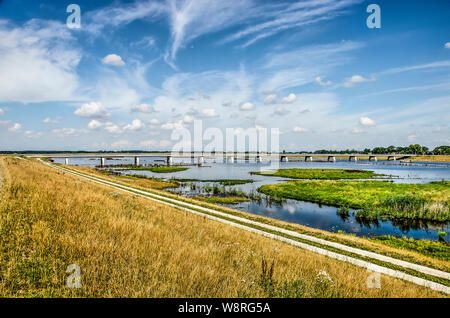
[344,75,375,88]
[52,128,80,136]
[315,77,332,86]
[130,103,156,113]
[293,126,308,133]
[240,102,254,111]
[220,0,362,48]
[124,119,145,131]
[87,119,103,130]
[74,102,110,118]
[161,120,184,130]
[0,19,81,103]
[24,130,43,139]
[281,93,296,104]
[149,118,160,125]
[183,115,195,123]
[445,42,450,49]
[359,116,376,127]
[8,123,21,132]
[43,117,59,124]
[104,122,122,134]
[101,54,125,66]
[0,108,3,116]
[264,94,277,104]
[202,108,218,117]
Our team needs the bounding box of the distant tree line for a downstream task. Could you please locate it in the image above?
[310,145,450,155]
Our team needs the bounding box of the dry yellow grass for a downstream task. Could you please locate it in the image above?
[0,157,446,297]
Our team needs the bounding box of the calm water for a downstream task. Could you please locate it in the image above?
[52,156,450,241]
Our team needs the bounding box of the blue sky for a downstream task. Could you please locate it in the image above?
[0,0,449,151]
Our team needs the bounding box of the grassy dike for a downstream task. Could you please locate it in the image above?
[258,180,450,222]
[0,157,447,297]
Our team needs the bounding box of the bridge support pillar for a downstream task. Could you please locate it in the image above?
[349,156,358,162]
[64,157,69,165]
[228,156,234,163]
[256,155,262,163]
[328,156,336,162]
[305,156,312,162]
[388,156,396,161]
[369,156,377,162]
[167,156,173,165]
[280,156,288,162]
[134,156,140,166]
[100,157,105,167]
[198,156,204,165]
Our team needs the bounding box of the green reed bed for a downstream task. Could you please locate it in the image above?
[251,168,390,180]
[258,181,450,221]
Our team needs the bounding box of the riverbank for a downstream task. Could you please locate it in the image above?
[2,157,446,297]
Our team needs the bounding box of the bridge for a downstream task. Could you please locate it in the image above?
[28,152,418,167]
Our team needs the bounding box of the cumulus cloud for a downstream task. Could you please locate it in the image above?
[293,126,308,133]
[124,119,145,131]
[201,108,218,117]
[87,119,103,130]
[104,122,122,134]
[445,42,450,49]
[130,103,157,113]
[149,118,160,125]
[74,102,110,118]
[101,54,125,66]
[161,120,184,130]
[281,93,296,104]
[264,94,277,104]
[344,75,375,88]
[315,77,332,86]
[240,102,254,111]
[359,116,376,127]
[8,123,21,132]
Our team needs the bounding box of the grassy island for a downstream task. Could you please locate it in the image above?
[251,169,390,180]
